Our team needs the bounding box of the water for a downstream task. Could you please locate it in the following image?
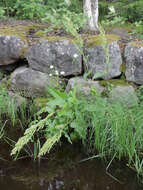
[0,144,142,190]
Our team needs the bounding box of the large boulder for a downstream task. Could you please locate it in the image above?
[26,39,82,77]
[108,85,138,107]
[84,37,122,80]
[124,42,143,84]
[10,66,65,97]
[0,36,25,66]
[66,77,104,96]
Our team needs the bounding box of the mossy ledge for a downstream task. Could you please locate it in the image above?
[130,41,143,47]
[85,34,121,48]
[99,79,135,88]
[0,24,50,56]
[39,36,75,44]
[0,24,48,43]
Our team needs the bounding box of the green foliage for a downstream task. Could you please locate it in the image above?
[11,86,143,177]
[11,87,79,158]
[43,7,87,32]
[99,1,109,21]
[14,0,47,19]
[0,7,6,19]
[131,21,143,39]
[100,0,143,23]
[0,0,83,22]
[0,85,16,124]
[119,0,143,23]
[0,83,36,128]
[101,5,126,27]
[45,0,82,14]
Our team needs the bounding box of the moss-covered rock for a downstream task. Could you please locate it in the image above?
[85,34,121,48]
[84,38,122,80]
[0,24,48,42]
[108,85,138,107]
[99,79,130,87]
[0,36,27,65]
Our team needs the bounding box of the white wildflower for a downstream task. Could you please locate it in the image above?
[108,6,115,14]
[60,71,65,75]
[55,70,59,75]
[73,54,78,58]
[50,65,54,69]
[49,73,52,77]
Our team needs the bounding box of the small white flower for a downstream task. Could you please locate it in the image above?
[73,54,78,58]
[55,70,59,75]
[6,36,10,40]
[60,71,65,75]
[49,73,52,77]
[50,65,54,69]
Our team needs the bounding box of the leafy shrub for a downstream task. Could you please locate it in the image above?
[99,1,109,21]
[100,0,143,24]
[0,7,6,19]
[131,21,143,39]
[43,2,87,32]
[14,0,47,19]
[119,0,143,23]
[45,0,82,14]
[101,5,126,27]
[0,0,83,20]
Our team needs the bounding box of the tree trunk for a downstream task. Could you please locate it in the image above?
[83,0,99,31]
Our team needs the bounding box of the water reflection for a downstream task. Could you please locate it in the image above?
[0,145,142,190]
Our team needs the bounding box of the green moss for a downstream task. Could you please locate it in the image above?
[0,24,48,42]
[34,30,47,37]
[130,41,143,47]
[85,34,121,48]
[40,36,75,44]
[99,79,130,88]
[120,63,126,73]
[0,24,49,56]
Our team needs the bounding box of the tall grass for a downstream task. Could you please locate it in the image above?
[79,95,143,177]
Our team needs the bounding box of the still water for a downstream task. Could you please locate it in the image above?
[0,144,142,190]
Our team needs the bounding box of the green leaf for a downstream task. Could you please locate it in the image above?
[48,87,67,100]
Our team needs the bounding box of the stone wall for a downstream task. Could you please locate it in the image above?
[0,33,143,107]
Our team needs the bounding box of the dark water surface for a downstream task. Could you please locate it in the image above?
[0,144,143,190]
